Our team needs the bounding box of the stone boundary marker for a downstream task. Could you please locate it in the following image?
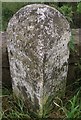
[6,4,71,112]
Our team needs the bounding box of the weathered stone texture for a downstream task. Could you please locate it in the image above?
[7,4,71,111]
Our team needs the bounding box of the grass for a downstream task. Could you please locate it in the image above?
[54,90,81,119]
[2,94,31,120]
[1,92,59,119]
[66,91,81,118]
[1,84,81,120]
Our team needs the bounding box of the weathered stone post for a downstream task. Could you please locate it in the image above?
[7,4,71,112]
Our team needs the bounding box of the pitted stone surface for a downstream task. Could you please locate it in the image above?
[7,4,71,111]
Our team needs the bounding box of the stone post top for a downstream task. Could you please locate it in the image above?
[7,4,70,29]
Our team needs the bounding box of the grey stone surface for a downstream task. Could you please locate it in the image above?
[7,4,71,112]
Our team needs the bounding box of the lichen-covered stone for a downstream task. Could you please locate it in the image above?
[7,4,71,112]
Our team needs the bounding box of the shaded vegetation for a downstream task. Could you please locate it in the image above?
[1,84,81,119]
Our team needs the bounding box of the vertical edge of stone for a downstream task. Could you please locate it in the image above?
[0,1,2,117]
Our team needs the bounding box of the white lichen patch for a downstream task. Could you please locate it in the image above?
[37,7,47,22]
